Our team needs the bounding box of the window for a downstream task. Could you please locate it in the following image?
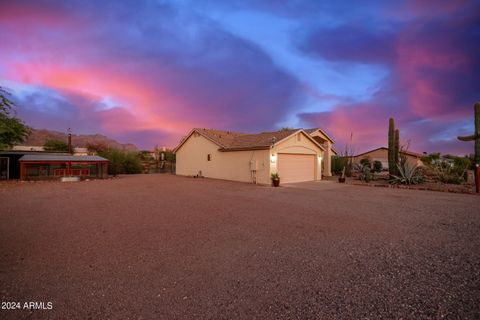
[207,154,211,161]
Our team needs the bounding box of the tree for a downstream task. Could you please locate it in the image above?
[44,139,69,152]
[97,148,143,176]
[0,86,31,150]
[86,141,108,154]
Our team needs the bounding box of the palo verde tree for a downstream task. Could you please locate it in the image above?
[0,86,31,150]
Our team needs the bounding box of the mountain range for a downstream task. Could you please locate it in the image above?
[23,129,138,151]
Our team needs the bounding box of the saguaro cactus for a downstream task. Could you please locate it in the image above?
[394,129,400,173]
[388,118,395,176]
[458,102,480,193]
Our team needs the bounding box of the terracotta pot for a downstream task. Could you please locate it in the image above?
[338,177,346,183]
[272,178,280,187]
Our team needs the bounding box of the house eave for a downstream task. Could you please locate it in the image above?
[218,146,270,152]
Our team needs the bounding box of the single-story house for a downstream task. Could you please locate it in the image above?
[353,147,424,169]
[0,151,108,180]
[174,128,335,185]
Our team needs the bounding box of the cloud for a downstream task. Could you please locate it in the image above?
[302,25,397,65]
[0,0,302,148]
[298,1,479,154]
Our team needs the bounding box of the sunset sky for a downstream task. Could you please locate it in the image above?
[1,0,478,154]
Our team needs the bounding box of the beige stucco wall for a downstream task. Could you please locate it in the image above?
[354,149,423,168]
[308,130,333,176]
[175,134,271,184]
[270,132,324,181]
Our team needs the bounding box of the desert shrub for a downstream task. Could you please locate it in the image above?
[360,157,371,168]
[421,153,441,166]
[433,161,467,184]
[98,149,142,175]
[355,162,373,182]
[332,156,347,175]
[123,152,143,174]
[390,162,424,185]
[373,160,383,173]
[423,154,470,184]
[452,156,471,180]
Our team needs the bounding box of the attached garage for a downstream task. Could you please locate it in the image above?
[277,153,315,183]
[174,128,326,185]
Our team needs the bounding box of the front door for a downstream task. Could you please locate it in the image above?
[0,157,9,180]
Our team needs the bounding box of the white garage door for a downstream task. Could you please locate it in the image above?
[277,154,315,183]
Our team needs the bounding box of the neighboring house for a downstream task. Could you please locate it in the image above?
[174,128,334,184]
[353,147,424,169]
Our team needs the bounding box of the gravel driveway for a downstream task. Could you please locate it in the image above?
[1,175,479,319]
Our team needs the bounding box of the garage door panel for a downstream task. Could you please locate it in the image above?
[278,154,315,183]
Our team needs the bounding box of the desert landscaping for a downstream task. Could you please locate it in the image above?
[1,175,479,319]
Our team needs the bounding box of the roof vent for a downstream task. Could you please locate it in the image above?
[271,136,277,144]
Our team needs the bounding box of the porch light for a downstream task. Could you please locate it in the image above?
[270,153,277,163]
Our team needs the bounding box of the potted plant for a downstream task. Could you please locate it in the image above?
[271,172,280,187]
[338,167,346,183]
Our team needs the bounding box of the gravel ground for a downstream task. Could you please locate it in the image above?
[0,174,479,319]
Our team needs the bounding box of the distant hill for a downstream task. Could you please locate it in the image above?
[23,129,138,152]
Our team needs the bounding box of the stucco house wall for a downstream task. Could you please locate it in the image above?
[307,129,334,176]
[271,132,323,180]
[175,134,270,184]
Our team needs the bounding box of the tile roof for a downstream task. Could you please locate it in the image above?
[304,128,335,143]
[174,127,333,152]
[194,128,301,151]
[354,147,423,158]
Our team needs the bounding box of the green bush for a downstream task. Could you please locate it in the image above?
[359,157,371,168]
[373,160,383,173]
[425,154,471,184]
[44,139,69,152]
[332,156,346,175]
[357,165,373,182]
[332,156,352,176]
[98,149,143,175]
[123,152,143,174]
[421,153,440,166]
